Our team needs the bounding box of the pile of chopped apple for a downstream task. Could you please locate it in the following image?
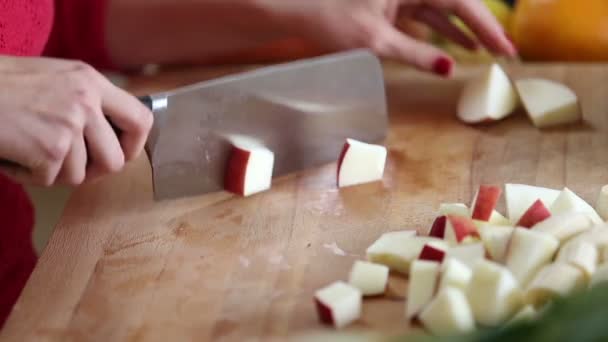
[224,137,387,196]
[314,183,608,334]
[457,63,582,128]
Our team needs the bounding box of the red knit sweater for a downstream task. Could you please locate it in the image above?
[0,0,111,328]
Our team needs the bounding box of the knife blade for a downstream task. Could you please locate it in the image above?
[141,49,388,200]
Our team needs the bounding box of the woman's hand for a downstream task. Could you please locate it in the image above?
[0,56,153,186]
[265,0,516,76]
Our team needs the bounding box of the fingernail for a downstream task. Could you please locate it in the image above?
[432,56,452,77]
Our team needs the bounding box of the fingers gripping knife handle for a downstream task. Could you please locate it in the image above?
[0,95,165,174]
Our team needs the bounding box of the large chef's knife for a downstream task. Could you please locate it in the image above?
[139,49,388,200]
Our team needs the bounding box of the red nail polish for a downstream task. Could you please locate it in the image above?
[432,57,452,77]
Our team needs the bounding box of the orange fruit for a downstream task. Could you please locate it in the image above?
[512,0,608,61]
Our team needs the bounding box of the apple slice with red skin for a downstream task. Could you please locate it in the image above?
[314,281,362,328]
[224,137,274,197]
[418,242,447,263]
[429,215,479,244]
[337,138,387,188]
[504,184,560,225]
[470,185,502,221]
[516,199,551,228]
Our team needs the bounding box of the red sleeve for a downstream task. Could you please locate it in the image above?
[43,0,116,70]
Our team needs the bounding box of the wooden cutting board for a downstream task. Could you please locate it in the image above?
[2,63,608,342]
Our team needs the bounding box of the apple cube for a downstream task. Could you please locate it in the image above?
[429,215,478,244]
[525,263,585,307]
[457,63,519,124]
[489,210,511,226]
[438,203,470,218]
[531,212,593,243]
[597,185,608,221]
[419,287,475,336]
[366,231,446,274]
[507,305,537,326]
[446,242,486,269]
[406,260,441,320]
[550,187,603,224]
[314,281,362,328]
[224,137,274,196]
[478,225,514,263]
[514,78,581,128]
[348,261,389,296]
[504,184,560,225]
[418,243,447,263]
[516,199,551,228]
[590,263,608,288]
[337,139,387,188]
[466,260,523,326]
[470,185,502,221]
[505,228,559,286]
[438,257,473,292]
[555,239,598,279]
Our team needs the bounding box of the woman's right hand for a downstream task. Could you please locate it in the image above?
[0,56,153,186]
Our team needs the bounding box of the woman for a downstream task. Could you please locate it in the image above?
[0,0,515,328]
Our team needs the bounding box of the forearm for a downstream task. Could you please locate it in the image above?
[105,0,293,68]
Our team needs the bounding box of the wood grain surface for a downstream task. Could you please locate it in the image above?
[2,63,607,342]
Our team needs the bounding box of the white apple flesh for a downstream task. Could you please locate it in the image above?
[438,203,470,218]
[314,281,362,328]
[348,261,389,296]
[525,263,586,307]
[504,184,560,225]
[419,287,475,336]
[438,257,473,292]
[466,260,523,326]
[366,231,446,274]
[470,185,502,221]
[337,139,387,188]
[429,215,479,245]
[446,242,486,269]
[531,212,592,243]
[515,78,580,128]
[406,260,440,320]
[505,228,559,286]
[555,239,598,279]
[478,225,514,263]
[507,305,537,325]
[550,187,603,224]
[597,185,608,221]
[590,263,608,288]
[516,199,551,228]
[224,137,274,196]
[457,63,519,124]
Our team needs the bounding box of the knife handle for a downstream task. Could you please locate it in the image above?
[0,95,156,176]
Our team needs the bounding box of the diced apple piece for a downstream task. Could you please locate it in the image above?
[457,63,519,124]
[555,240,598,279]
[516,199,551,228]
[445,242,486,269]
[348,261,389,296]
[525,263,586,307]
[507,305,537,325]
[505,228,559,285]
[438,203,470,218]
[597,185,608,221]
[439,258,473,292]
[337,139,387,188]
[479,225,514,263]
[419,287,475,336]
[590,263,608,288]
[515,78,581,128]
[531,212,593,243]
[314,281,362,328]
[550,187,603,224]
[366,231,445,274]
[470,185,502,221]
[224,137,274,196]
[418,243,447,263]
[429,215,478,244]
[489,210,511,226]
[406,260,441,320]
[602,245,608,263]
[467,260,523,326]
[505,184,560,225]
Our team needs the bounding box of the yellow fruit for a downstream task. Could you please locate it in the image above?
[512,0,608,61]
